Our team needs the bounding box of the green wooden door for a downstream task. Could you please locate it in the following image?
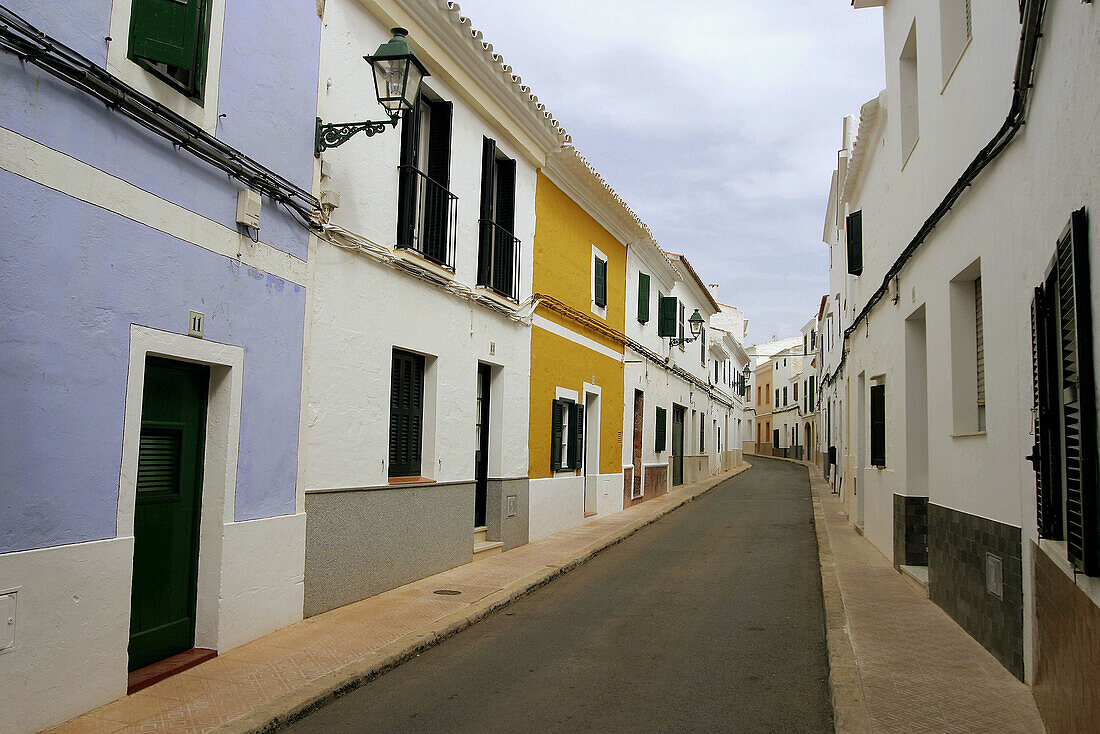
[129,357,208,671]
[672,405,685,486]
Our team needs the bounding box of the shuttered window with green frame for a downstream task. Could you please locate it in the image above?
[655,406,667,452]
[593,257,608,309]
[128,0,212,101]
[637,272,650,323]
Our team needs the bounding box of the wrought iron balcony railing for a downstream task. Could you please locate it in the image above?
[397,165,458,270]
[477,219,521,302]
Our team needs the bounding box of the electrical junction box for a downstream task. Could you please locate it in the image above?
[0,589,16,653]
[236,189,262,229]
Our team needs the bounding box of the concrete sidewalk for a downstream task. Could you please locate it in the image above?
[47,463,751,734]
[791,456,1046,733]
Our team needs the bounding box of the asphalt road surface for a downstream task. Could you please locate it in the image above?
[286,457,832,733]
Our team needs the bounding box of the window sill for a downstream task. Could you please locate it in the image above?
[950,431,987,439]
[392,248,455,282]
[388,476,435,485]
[475,285,519,311]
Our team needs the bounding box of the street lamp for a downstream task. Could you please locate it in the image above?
[315,28,429,156]
[670,309,705,347]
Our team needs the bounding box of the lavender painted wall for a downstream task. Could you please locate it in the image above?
[0,0,319,260]
[0,173,305,553]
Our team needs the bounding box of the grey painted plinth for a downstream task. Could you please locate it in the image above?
[485,478,529,550]
[304,482,475,617]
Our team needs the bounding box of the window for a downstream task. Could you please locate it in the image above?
[949,260,984,433]
[775,389,779,406]
[399,92,456,268]
[900,22,920,163]
[940,0,972,86]
[699,326,706,365]
[794,383,799,402]
[637,272,651,323]
[551,398,583,471]
[127,0,212,101]
[389,350,425,478]
[870,382,886,468]
[657,294,677,337]
[1031,208,1098,576]
[783,386,788,406]
[593,256,608,309]
[478,138,518,299]
[847,211,863,276]
[655,406,667,452]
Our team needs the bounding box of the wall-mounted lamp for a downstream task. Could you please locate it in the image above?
[315,28,429,156]
[670,309,705,347]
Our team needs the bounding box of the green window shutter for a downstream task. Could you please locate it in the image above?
[550,399,564,471]
[655,406,666,452]
[594,258,607,308]
[477,137,497,286]
[389,350,425,477]
[570,402,585,470]
[129,0,203,71]
[657,296,677,337]
[638,273,650,323]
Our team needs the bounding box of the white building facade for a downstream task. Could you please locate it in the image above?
[825,2,1100,727]
[301,0,564,616]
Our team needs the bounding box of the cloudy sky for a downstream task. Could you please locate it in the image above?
[453,0,885,345]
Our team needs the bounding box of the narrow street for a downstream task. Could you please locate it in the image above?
[287,457,831,734]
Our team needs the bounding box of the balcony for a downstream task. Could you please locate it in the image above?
[397,165,458,270]
[477,219,520,302]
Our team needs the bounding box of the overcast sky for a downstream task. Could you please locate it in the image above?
[452,0,885,346]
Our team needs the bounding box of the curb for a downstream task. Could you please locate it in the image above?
[751,454,871,733]
[216,461,754,733]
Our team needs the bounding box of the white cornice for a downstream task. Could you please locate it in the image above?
[359,0,568,165]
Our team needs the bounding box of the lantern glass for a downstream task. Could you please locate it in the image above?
[688,309,705,337]
[367,28,429,115]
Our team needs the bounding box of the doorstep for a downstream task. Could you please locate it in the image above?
[899,564,929,598]
[127,648,217,695]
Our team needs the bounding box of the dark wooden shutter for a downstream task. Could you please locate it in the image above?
[638,273,650,322]
[870,383,886,468]
[389,350,424,477]
[1056,209,1098,574]
[397,99,422,248]
[494,158,517,295]
[129,0,202,70]
[700,326,706,364]
[550,399,564,471]
[594,258,608,308]
[655,407,666,452]
[657,296,677,337]
[846,210,863,276]
[1032,282,1063,540]
[477,137,497,286]
[570,403,584,470]
[137,427,182,496]
[423,100,452,264]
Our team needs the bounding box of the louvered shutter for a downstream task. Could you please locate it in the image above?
[655,406,666,452]
[700,326,706,365]
[129,0,202,71]
[550,399,564,471]
[638,273,650,323]
[657,296,677,337]
[389,350,424,477]
[397,99,422,248]
[494,158,517,296]
[137,426,182,496]
[1032,283,1063,540]
[846,210,863,276]
[1055,209,1098,574]
[570,403,584,470]
[594,258,607,308]
[423,101,452,264]
[870,383,886,467]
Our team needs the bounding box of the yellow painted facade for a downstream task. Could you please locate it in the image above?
[529,172,626,480]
